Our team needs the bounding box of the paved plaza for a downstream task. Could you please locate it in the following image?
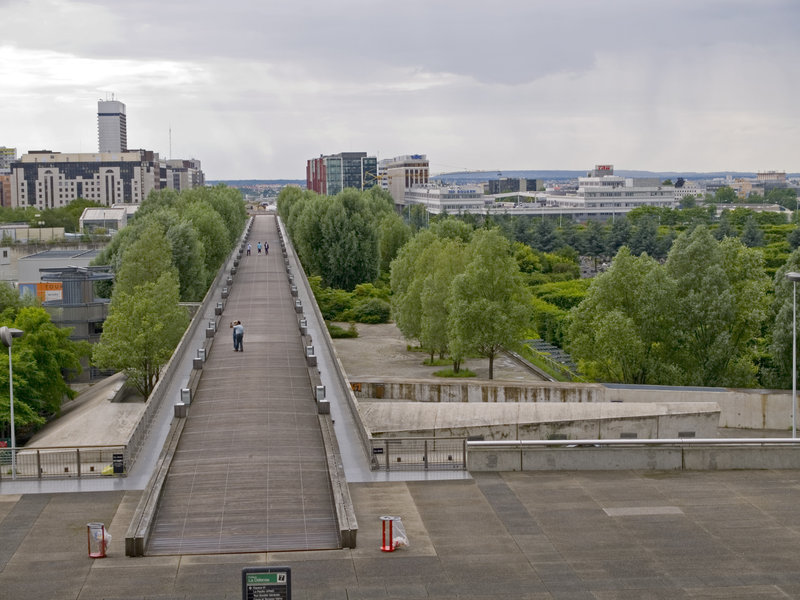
[4,470,800,598]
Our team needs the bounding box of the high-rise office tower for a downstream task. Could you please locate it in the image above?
[97,99,127,153]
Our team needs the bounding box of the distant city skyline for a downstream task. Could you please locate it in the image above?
[1,1,798,180]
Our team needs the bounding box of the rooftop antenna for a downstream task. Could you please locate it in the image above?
[169,124,172,159]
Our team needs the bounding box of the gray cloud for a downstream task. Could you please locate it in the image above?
[0,0,798,178]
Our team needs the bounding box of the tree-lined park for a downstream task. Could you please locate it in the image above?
[279,185,800,390]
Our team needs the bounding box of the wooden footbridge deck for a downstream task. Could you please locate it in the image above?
[146,214,340,555]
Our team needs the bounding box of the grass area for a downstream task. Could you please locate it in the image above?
[423,357,451,366]
[434,368,476,378]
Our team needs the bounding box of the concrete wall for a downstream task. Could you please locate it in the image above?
[362,402,720,441]
[352,379,794,432]
[468,444,800,472]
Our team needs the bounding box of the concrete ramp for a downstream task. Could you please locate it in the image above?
[359,401,721,440]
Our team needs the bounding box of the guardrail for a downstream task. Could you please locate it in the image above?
[125,216,253,471]
[369,437,467,471]
[467,438,800,472]
[0,445,126,479]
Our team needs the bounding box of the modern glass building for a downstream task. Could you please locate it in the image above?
[306,152,378,195]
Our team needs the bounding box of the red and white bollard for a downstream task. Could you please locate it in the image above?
[380,516,396,552]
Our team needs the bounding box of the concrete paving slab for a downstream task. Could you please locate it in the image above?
[13,467,800,597]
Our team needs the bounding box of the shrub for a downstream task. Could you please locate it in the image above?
[530,297,570,347]
[327,322,358,338]
[531,280,590,311]
[353,298,391,324]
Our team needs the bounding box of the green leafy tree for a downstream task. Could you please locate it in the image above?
[406,204,428,232]
[378,213,412,277]
[114,221,174,295]
[629,216,658,256]
[92,271,189,397]
[166,221,208,301]
[531,219,559,253]
[580,220,607,268]
[448,229,531,379]
[570,228,768,387]
[182,201,230,286]
[769,249,800,388]
[419,239,467,367]
[430,218,474,243]
[558,220,580,251]
[787,227,800,250]
[740,216,765,248]
[513,242,542,274]
[606,217,631,255]
[184,184,247,247]
[715,186,737,204]
[319,190,380,289]
[715,211,738,240]
[665,227,769,386]
[569,248,677,383]
[0,307,90,438]
[390,230,438,344]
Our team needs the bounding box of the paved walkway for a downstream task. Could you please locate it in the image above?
[4,469,800,598]
[147,215,339,555]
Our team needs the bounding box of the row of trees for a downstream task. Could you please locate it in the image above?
[278,187,410,289]
[569,227,770,387]
[391,221,529,378]
[0,198,104,234]
[92,185,247,396]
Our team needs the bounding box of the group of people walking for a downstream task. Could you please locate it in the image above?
[234,236,271,351]
[246,241,269,256]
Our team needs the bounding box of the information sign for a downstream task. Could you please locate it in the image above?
[242,567,291,600]
[112,453,124,474]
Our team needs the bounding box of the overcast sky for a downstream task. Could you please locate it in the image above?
[1,0,798,180]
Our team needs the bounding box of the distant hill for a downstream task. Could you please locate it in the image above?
[429,170,788,184]
[208,179,305,186]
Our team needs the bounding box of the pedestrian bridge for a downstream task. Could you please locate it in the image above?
[128,214,355,555]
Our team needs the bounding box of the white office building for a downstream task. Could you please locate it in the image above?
[403,184,487,214]
[551,165,677,218]
[378,155,429,205]
[10,150,161,208]
[98,100,127,153]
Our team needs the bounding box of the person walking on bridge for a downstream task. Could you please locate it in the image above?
[231,320,245,352]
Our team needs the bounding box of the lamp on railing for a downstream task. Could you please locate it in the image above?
[1,326,24,479]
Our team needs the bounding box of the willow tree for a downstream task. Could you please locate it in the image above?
[448,229,530,379]
[92,271,188,397]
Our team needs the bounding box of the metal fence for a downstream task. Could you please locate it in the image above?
[369,438,467,471]
[0,445,126,479]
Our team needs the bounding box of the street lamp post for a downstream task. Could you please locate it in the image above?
[1,326,24,479]
[786,273,800,439]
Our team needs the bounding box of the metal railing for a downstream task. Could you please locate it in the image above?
[369,437,467,471]
[0,445,126,479]
[467,438,800,449]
